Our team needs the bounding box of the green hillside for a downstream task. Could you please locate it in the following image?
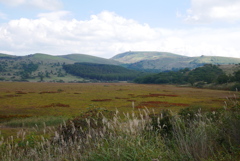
[111,51,185,64]
[24,53,75,64]
[112,51,240,72]
[60,54,120,65]
[0,53,16,58]
[63,62,142,81]
[1,51,240,83]
[0,53,122,82]
[218,64,240,75]
[190,55,240,64]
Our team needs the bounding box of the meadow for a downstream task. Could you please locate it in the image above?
[0,82,236,136]
[0,82,239,160]
[0,82,234,115]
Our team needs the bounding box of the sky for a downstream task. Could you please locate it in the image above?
[0,0,240,58]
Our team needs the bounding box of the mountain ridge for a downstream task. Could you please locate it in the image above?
[0,53,121,82]
[1,51,240,75]
[111,51,240,71]
[111,51,187,64]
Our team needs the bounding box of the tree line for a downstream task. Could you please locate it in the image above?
[134,64,240,86]
[63,62,142,81]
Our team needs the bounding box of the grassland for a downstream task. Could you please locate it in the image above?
[0,82,239,160]
[0,82,234,117]
[0,82,236,137]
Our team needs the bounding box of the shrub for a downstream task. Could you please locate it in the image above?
[231,83,240,91]
[148,109,173,137]
[57,108,115,142]
[217,101,240,154]
[178,107,199,121]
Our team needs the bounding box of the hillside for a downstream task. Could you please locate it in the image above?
[1,51,240,83]
[0,53,16,58]
[63,62,142,81]
[60,54,120,65]
[111,51,185,64]
[0,53,121,82]
[218,64,240,75]
[112,51,240,72]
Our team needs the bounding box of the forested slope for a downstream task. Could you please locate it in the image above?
[63,62,142,81]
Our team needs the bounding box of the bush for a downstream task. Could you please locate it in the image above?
[217,101,240,153]
[148,109,173,137]
[178,107,199,121]
[57,108,115,142]
[231,83,240,91]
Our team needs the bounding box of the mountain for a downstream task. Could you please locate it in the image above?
[0,53,16,58]
[26,53,75,63]
[111,51,185,64]
[1,51,240,83]
[111,51,240,72]
[0,53,121,82]
[60,54,120,65]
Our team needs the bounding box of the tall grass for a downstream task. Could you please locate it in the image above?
[0,98,239,161]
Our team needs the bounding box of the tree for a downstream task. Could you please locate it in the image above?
[188,75,196,86]
[38,72,44,81]
[216,74,229,84]
[45,71,50,78]
[234,70,240,82]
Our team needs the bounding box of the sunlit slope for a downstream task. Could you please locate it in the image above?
[111,51,240,71]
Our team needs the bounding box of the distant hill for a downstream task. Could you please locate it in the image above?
[218,64,240,75]
[0,53,16,58]
[111,51,185,64]
[1,51,240,83]
[0,53,121,82]
[111,51,240,72]
[60,54,120,65]
[26,53,75,63]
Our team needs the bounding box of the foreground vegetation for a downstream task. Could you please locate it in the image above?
[0,98,239,160]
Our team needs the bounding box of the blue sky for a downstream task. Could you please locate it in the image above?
[0,0,240,58]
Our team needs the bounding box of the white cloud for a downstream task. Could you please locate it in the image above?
[185,0,240,23]
[0,11,239,58]
[0,0,62,10]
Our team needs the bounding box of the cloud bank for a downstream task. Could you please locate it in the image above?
[0,10,239,58]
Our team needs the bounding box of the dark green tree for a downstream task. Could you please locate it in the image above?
[216,74,229,84]
[38,72,44,81]
[234,70,240,82]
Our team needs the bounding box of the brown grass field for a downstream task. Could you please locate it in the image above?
[0,82,237,118]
